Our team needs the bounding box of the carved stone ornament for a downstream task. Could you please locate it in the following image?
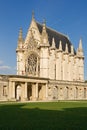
[27,37,38,51]
[25,53,40,76]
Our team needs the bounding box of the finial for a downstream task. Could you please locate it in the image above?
[42,18,46,30]
[32,10,35,20]
[78,38,83,51]
[43,18,46,25]
[59,40,62,51]
[65,43,68,53]
[76,48,79,55]
[19,28,23,39]
[77,38,84,56]
[42,18,47,34]
[41,18,49,46]
[51,37,55,49]
[71,45,74,55]
[18,27,23,48]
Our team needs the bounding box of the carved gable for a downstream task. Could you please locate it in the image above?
[27,36,38,51]
[24,35,39,61]
[24,18,41,45]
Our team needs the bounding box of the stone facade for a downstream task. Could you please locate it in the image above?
[0,14,87,101]
[16,16,84,81]
[0,75,87,101]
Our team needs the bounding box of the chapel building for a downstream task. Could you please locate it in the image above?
[0,14,87,101]
[16,15,84,82]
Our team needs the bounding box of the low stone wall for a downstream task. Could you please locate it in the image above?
[48,80,87,100]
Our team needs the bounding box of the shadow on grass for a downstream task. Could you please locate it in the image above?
[0,103,87,130]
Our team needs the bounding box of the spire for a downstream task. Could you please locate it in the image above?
[32,10,35,20]
[59,40,62,51]
[41,19,49,46]
[77,38,84,56]
[78,38,83,51]
[51,37,55,49]
[76,48,79,56]
[71,45,74,55]
[18,28,24,48]
[43,18,46,25]
[18,28,23,40]
[65,43,68,53]
[42,19,46,34]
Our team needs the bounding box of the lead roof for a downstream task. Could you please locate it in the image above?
[36,22,76,54]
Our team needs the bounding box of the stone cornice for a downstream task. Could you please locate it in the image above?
[49,79,87,86]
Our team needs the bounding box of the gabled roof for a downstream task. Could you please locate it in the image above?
[36,22,76,54]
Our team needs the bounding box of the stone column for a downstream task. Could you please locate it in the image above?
[75,87,78,100]
[24,82,28,101]
[49,49,55,80]
[56,50,62,80]
[36,83,38,100]
[36,58,39,76]
[78,87,83,99]
[8,81,12,100]
[21,83,25,101]
[46,83,48,100]
[68,55,74,81]
[12,82,15,99]
[42,84,47,100]
[62,54,69,80]
[79,58,84,81]
[74,57,79,81]
[32,83,36,101]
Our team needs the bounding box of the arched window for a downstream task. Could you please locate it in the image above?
[66,86,69,99]
[53,86,58,99]
[84,88,86,98]
[25,53,40,76]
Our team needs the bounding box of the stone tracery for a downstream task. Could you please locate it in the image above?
[25,53,40,76]
[27,37,38,50]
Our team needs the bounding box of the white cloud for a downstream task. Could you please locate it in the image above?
[0,65,11,70]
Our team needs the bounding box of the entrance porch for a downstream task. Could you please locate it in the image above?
[8,76,48,101]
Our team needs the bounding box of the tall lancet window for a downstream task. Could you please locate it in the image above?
[26,53,40,76]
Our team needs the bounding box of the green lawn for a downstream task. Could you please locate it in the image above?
[0,101,87,130]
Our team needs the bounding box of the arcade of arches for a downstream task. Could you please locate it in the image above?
[8,77,48,101]
[6,76,87,101]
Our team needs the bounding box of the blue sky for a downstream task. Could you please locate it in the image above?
[0,0,87,79]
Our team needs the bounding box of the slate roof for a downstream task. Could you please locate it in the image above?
[36,22,76,54]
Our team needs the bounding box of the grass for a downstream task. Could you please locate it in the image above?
[0,101,87,130]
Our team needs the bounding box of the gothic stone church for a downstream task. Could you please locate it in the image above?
[0,15,87,101]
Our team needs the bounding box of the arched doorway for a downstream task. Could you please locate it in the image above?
[53,86,58,99]
[16,85,21,101]
[84,88,86,98]
[27,84,32,100]
[76,87,78,99]
[65,87,69,99]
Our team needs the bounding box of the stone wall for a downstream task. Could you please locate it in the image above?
[0,75,87,102]
[0,75,8,101]
[48,80,87,100]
